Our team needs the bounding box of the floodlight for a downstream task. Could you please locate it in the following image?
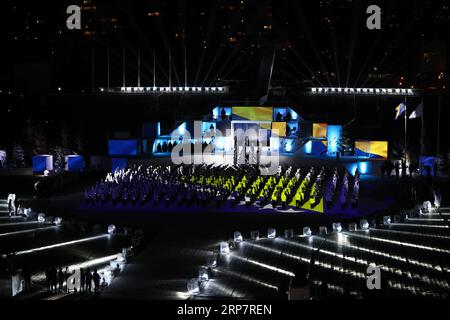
[303,227,312,237]
[206,254,217,268]
[108,224,116,234]
[332,222,342,232]
[220,241,230,255]
[37,213,46,223]
[360,219,369,230]
[198,266,209,282]
[187,278,200,295]
[267,228,276,239]
[54,217,63,225]
[383,216,391,225]
[234,231,243,243]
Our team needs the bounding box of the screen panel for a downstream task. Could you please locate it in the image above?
[232,106,273,121]
[271,122,287,137]
[313,123,328,138]
[355,141,388,159]
[108,140,138,156]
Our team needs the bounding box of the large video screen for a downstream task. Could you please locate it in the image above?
[355,141,388,159]
[232,106,273,121]
[313,123,328,138]
[271,122,286,137]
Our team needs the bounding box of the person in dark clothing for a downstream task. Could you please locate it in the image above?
[220,108,227,121]
[14,198,19,216]
[276,112,282,122]
[156,143,162,153]
[93,269,101,293]
[395,161,400,179]
[80,268,86,292]
[45,268,51,292]
[50,266,57,292]
[22,267,31,292]
[8,199,13,216]
[57,268,64,292]
[401,160,407,178]
[85,268,92,293]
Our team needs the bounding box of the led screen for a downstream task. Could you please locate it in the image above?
[232,106,273,121]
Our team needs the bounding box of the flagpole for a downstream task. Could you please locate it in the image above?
[420,105,424,172]
[404,97,407,162]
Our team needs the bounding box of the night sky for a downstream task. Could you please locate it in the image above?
[0,0,448,158]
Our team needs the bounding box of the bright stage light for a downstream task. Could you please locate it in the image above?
[12,234,109,256]
[311,87,417,96]
[360,219,369,230]
[114,86,226,94]
[234,231,243,243]
[54,217,62,225]
[198,266,209,282]
[267,228,276,239]
[187,278,200,296]
[37,213,46,223]
[206,254,217,268]
[383,216,391,225]
[108,224,116,234]
[220,241,230,255]
[332,223,342,232]
[303,227,312,237]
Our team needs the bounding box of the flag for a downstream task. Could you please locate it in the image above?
[409,101,423,119]
[395,103,406,120]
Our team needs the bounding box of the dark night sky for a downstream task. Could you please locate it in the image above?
[0,0,448,157]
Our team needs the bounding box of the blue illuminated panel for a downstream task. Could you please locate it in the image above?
[108,140,139,156]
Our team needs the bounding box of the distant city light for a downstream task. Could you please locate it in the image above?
[311,87,417,96]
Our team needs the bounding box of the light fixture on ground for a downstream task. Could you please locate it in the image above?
[37,213,45,223]
[267,228,276,239]
[187,278,200,296]
[206,254,217,268]
[348,223,358,232]
[319,226,328,235]
[108,224,116,234]
[284,229,294,239]
[360,219,369,230]
[54,217,62,225]
[220,241,230,255]
[198,266,209,282]
[423,201,432,213]
[383,216,391,225]
[303,227,312,237]
[234,231,243,243]
[332,222,342,232]
[250,231,260,240]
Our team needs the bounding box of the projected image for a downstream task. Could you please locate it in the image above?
[313,123,328,138]
[355,141,388,159]
[271,122,287,137]
[232,106,273,121]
